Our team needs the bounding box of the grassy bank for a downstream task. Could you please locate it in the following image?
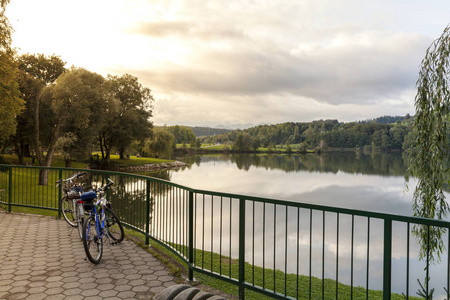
[125,229,419,300]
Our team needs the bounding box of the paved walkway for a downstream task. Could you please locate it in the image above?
[0,211,181,300]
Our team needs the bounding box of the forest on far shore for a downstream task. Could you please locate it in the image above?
[166,114,449,154]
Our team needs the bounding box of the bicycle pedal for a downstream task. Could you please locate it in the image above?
[110,242,117,246]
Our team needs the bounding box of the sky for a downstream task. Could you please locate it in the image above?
[5,0,450,128]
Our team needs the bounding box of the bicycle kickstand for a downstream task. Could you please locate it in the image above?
[104,229,117,246]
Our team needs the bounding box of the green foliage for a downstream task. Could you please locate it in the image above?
[167,125,195,144]
[0,49,23,141]
[15,53,66,168]
[17,53,66,84]
[189,126,230,137]
[0,155,11,164]
[144,127,175,159]
[410,24,450,263]
[201,118,415,152]
[0,1,23,143]
[40,68,106,165]
[359,115,408,124]
[101,74,154,160]
[232,133,253,152]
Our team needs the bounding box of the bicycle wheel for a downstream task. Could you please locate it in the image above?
[105,207,124,243]
[61,196,77,227]
[82,215,103,264]
[76,203,84,240]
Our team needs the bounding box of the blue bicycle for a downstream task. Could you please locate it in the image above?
[81,179,124,264]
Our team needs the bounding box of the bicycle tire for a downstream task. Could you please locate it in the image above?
[76,203,84,240]
[105,207,124,243]
[82,215,103,264]
[77,216,84,240]
[61,196,77,227]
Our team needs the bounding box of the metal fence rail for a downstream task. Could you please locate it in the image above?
[1,164,449,300]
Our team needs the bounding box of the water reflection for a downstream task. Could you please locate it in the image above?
[174,152,410,177]
[168,153,417,215]
[120,152,449,298]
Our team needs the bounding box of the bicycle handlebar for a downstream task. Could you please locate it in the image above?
[55,172,87,186]
[97,178,114,192]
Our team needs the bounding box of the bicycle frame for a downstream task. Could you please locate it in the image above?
[87,198,108,241]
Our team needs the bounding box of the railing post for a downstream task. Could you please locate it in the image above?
[188,191,194,281]
[145,179,150,246]
[8,166,12,213]
[57,169,62,219]
[105,173,110,202]
[383,218,392,300]
[239,197,246,300]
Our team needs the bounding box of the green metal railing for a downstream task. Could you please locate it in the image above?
[1,164,449,299]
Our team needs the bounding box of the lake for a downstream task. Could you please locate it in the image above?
[145,152,449,297]
[167,152,417,215]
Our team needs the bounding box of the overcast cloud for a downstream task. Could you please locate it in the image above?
[6,0,450,128]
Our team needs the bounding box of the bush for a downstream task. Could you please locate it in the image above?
[0,155,12,165]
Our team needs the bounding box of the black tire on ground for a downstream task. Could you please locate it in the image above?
[154,284,227,300]
[105,207,124,243]
[61,196,77,227]
[82,215,103,264]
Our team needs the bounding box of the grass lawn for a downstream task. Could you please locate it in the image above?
[124,229,420,300]
[1,154,89,168]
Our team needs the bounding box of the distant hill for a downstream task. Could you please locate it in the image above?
[359,114,412,124]
[189,126,231,137]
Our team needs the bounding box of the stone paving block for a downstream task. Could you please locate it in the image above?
[0,285,13,293]
[81,288,101,297]
[63,287,84,296]
[114,284,132,292]
[98,289,119,298]
[64,295,84,300]
[45,281,64,289]
[0,211,229,300]
[45,286,65,296]
[25,293,47,300]
[6,292,29,299]
[116,290,137,299]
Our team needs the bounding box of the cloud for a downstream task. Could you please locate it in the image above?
[134,30,429,106]
[7,0,448,127]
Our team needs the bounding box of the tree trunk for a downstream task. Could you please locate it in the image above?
[103,136,111,164]
[119,147,125,159]
[17,150,24,165]
[38,120,62,186]
[23,144,32,157]
[99,134,105,159]
[105,150,110,164]
[65,159,72,168]
[34,96,43,167]
[39,169,49,186]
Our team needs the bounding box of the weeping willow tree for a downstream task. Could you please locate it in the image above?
[410,25,450,268]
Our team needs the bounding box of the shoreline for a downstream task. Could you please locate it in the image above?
[90,160,188,172]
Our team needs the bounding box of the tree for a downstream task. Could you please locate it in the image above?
[13,54,66,164]
[0,0,23,144]
[99,74,153,161]
[144,127,175,158]
[37,68,106,184]
[251,137,261,151]
[410,25,450,265]
[168,125,196,144]
[233,133,252,152]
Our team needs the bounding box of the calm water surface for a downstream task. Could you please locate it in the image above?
[146,152,449,297]
[168,152,426,216]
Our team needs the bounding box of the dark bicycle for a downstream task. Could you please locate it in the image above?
[81,179,124,264]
